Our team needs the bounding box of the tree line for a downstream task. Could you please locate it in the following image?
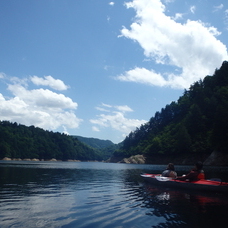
[114,61,228,160]
[0,122,103,161]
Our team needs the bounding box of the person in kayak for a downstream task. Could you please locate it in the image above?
[176,161,205,181]
[162,163,177,178]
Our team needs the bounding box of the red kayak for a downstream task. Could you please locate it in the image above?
[141,174,228,193]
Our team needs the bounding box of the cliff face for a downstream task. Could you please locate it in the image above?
[204,151,228,166]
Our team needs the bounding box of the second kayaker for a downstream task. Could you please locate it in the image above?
[176,161,205,181]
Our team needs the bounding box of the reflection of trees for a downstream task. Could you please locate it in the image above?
[0,166,94,197]
[140,185,186,227]
[0,165,130,198]
[118,169,187,227]
[136,182,228,228]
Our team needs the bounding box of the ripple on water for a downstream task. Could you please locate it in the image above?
[1,162,228,227]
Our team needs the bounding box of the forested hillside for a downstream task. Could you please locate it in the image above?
[113,61,228,162]
[0,121,103,161]
[74,135,118,160]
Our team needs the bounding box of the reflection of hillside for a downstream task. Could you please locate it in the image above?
[140,183,228,227]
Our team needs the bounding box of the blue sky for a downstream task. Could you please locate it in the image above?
[0,0,227,143]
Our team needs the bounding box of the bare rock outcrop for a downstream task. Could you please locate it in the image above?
[204,151,228,166]
[119,155,146,164]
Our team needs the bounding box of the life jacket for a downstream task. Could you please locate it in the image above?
[197,170,205,179]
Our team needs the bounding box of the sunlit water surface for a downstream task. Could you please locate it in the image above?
[1,161,228,228]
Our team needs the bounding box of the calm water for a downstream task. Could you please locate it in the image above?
[1,161,228,228]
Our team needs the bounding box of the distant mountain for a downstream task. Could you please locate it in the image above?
[73,136,118,161]
[73,136,114,149]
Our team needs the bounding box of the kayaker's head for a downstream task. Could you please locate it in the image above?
[167,163,175,171]
[195,161,203,170]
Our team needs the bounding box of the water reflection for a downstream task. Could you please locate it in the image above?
[139,181,228,227]
[1,161,228,228]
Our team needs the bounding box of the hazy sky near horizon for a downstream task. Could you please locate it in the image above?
[0,0,228,143]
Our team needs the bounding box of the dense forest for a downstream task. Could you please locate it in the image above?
[0,122,104,161]
[113,61,228,162]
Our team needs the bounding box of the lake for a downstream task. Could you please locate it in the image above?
[1,161,228,228]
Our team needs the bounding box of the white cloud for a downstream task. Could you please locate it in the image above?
[109,2,115,6]
[31,75,69,91]
[0,72,6,78]
[10,76,28,87]
[62,126,69,135]
[96,103,133,113]
[115,105,133,113]
[116,67,168,87]
[213,4,224,12]
[172,13,183,21]
[190,6,196,14]
[96,107,110,112]
[0,75,82,132]
[117,0,228,89]
[225,9,228,30]
[90,103,147,138]
[101,103,112,108]
[92,126,100,132]
[8,84,77,110]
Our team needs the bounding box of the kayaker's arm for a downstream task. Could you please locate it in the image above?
[176,170,198,181]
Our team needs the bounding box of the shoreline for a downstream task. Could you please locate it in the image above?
[1,157,81,162]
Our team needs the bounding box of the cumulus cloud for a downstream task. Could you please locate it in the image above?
[90,103,147,138]
[8,84,77,110]
[116,67,168,87]
[31,75,69,90]
[116,0,228,89]
[0,75,82,132]
[109,2,115,6]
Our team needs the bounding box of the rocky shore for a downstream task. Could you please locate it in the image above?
[1,157,80,162]
[109,151,228,166]
[118,155,146,164]
[2,151,228,166]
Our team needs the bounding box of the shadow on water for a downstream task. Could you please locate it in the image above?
[1,161,228,228]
